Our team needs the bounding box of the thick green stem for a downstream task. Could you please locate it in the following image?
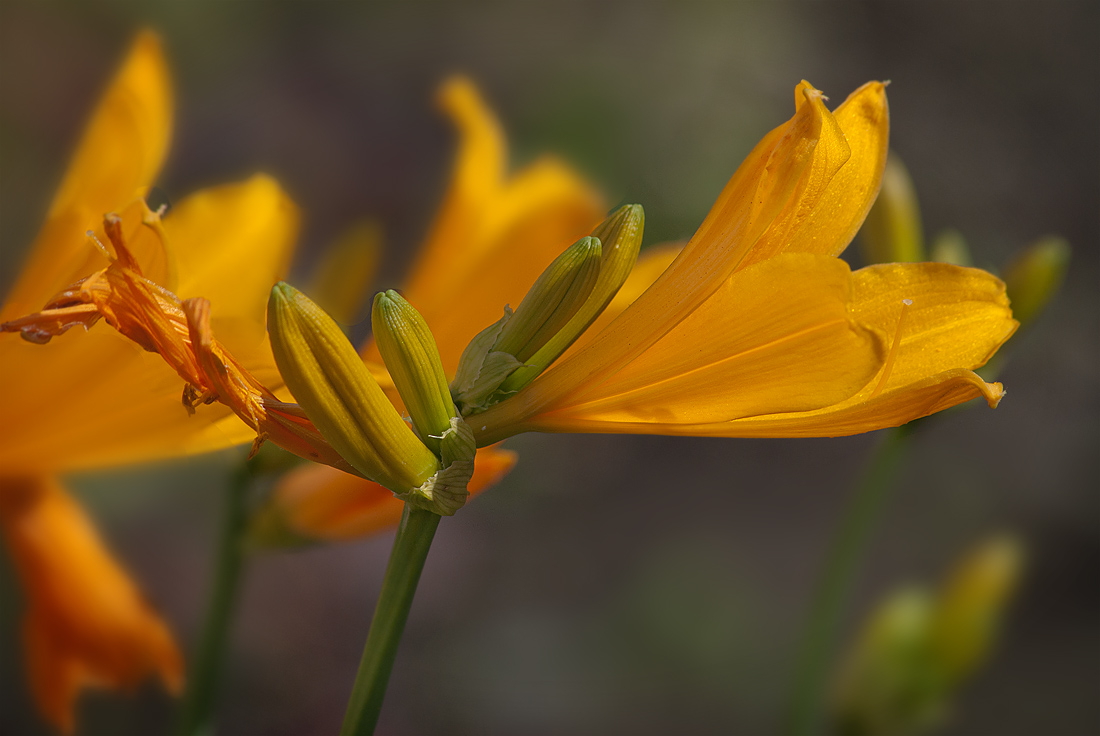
[175,465,251,736]
[340,505,441,736]
[787,424,914,736]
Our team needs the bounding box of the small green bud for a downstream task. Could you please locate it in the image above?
[494,235,602,361]
[450,205,645,415]
[929,228,971,267]
[1003,236,1070,328]
[832,588,940,736]
[267,282,440,493]
[860,154,925,264]
[451,234,601,414]
[498,203,645,394]
[372,289,458,455]
[928,534,1023,686]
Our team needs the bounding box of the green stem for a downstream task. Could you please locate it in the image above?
[787,424,914,736]
[175,464,251,736]
[340,505,441,736]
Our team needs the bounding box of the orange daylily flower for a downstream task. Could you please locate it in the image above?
[0,32,298,731]
[468,81,1017,444]
[0,478,183,735]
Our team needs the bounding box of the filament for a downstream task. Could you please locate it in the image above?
[869,298,912,399]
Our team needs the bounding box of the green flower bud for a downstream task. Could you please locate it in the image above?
[860,154,925,264]
[372,289,458,455]
[451,235,601,414]
[928,534,1023,687]
[267,282,440,493]
[494,235,602,361]
[832,588,940,736]
[498,203,645,394]
[450,205,645,415]
[1003,236,1070,328]
[929,228,971,267]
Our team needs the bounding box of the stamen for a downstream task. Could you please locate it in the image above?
[868,298,912,399]
[86,230,112,260]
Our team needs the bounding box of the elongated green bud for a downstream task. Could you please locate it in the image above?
[1003,235,1070,328]
[498,203,644,394]
[372,289,458,455]
[928,534,1023,686]
[451,235,600,414]
[831,587,936,736]
[494,235,602,361]
[860,154,925,264]
[267,282,440,493]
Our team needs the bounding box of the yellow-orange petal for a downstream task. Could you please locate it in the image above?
[2,31,172,321]
[257,446,517,544]
[741,81,890,267]
[169,174,299,331]
[0,476,182,733]
[525,254,882,432]
[577,261,1015,439]
[847,262,1017,391]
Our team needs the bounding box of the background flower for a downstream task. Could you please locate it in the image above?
[0,3,1094,735]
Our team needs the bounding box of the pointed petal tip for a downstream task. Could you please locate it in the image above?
[983,380,1005,408]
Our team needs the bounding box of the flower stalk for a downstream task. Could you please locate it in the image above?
[341,505,441,736]
[787,423,914,736]
[174,460,252,736]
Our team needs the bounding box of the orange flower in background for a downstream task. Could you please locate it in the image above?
[469,81,1017,444]
[0,32,297,731]
[0,479,182,735]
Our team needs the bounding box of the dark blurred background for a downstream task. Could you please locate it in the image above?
[1,2,1097,734]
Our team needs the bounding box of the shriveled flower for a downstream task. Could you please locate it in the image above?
[0,32,297,731]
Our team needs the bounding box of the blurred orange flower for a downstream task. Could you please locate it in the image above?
[0,32,297,731]
[0,479,182,735]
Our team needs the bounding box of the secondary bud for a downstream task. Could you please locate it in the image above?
[494,235,602,361]
[860,154,925,264]
[372,289,458,455]
[1002,236,1070,328]
[267,282,440,493]
[499,204,644,394]
[928,534,1023,686]
[831,588,936,736]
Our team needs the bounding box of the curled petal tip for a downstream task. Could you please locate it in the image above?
[983,381,1005,408]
